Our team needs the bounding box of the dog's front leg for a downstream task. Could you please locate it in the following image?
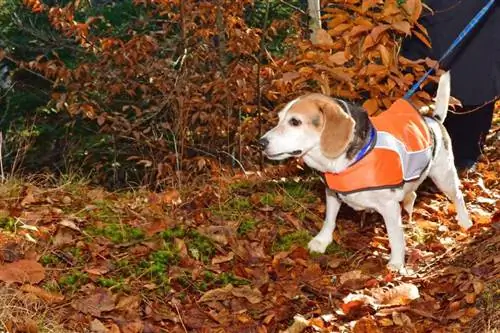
[308,189,340,253]
[377,202,406,272]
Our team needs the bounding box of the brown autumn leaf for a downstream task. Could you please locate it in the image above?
[20,284,64,304]
[0,259,45,284]
[402,0,423,22]
[71,289,115,317]
[361,0,378,13]
[378,45,392,67]
[329,51,349,66]
[211,251,234,265]
[392,21,411,35]
[121,321,144,333]
[198,284,263,304]
[90,319,107,333]
[352,316,382,333]
[392,312,415,332]
[363,99,379,115]
[311,28,334,47]
[53,228,74,247]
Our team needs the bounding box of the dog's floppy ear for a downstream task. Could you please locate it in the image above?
[317,99,355,159]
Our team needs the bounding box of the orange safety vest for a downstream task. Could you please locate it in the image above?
[324,98,433,194]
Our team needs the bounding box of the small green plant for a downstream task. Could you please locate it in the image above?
[187,231,216,263]
[228,197,252,211]
[42,280,60,293]
[0,217,17,232]
[260,193,275,206]
[97,277,124,290]
[273,230,312,252]
[162,226,186,241]
[86,223,145,244]
[325,242,351,258]
[237,218,258,236]
[40,254,60,266]
[58,271,89,291]
[411,226,433,245]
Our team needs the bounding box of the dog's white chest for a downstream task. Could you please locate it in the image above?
[338,193,372,211]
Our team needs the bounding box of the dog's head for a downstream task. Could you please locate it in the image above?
[259,93,356,160]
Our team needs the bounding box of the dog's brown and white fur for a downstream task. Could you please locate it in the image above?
[259,72,472,273]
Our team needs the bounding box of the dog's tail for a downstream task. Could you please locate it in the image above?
[433,71,451,123]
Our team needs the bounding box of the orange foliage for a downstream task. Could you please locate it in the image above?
[16,0,441,184]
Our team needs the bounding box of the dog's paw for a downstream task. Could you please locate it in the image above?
[307,235,331,254]
[458,218,473,230]
[387,261,409,276]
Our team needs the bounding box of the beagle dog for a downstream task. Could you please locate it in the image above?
[259,72,472,273]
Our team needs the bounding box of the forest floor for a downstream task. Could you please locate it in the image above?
[0,112,498,333]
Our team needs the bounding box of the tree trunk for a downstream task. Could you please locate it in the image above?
[307,0,321,32]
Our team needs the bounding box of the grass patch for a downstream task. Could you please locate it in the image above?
[0,286,69,333]
[237,218,258,236]
[272,230,312,252]
[58,271,89,292]
[40,254,60,266]
[96,277,125,290]
[86,222,145,244]
[0,216,17,232]
[162,227,216,263]
[325,242,351,258]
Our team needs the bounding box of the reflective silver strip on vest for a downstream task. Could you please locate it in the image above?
[375,131,432,181]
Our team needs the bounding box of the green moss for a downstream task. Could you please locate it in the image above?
[228,197,252,211]
[96,277,124,290]
[259,193,275,206]
[162,226,186,241]
[163,227,216,263]
[86,222,144,244]
[58,271,88,291]
[273,230,312,252]
[40,254,60,266]
[187,231,216,263]
[0,217,17,232]
[325,242,351,258]
[237,218,258,236]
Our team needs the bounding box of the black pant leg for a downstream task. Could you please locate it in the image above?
[443,101,495,168]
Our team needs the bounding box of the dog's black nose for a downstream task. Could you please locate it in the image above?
[258,137,269,149]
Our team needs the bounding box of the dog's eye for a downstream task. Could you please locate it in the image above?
[289,118,301,127]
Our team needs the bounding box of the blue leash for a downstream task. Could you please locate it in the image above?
[404,0,496,99]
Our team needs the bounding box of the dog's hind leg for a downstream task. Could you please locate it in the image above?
[403,191,417,223]
[429,152,473,230]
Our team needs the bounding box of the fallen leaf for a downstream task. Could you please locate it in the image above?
[473,280,484,294]
[378,318,394,327]
[329,51,349,66]
[311,28,334,46]
[0,260,45,284]
[198,284,263,304]
[465,293,476,304]
[20,284,64,304]
[341,300,367,316]
[353,316,382,333]
[121,321,144,333]
[211,252,234,265]
[90,319,107,333]
[392,312,415,332]
[230,285,263,304]
[59,219,81,231]
[116,295,141,312]
[339,270,370,289]
[282,314,310,333]
[371,283,420,306]
[71,289,115,317]
[53,228,74,247]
